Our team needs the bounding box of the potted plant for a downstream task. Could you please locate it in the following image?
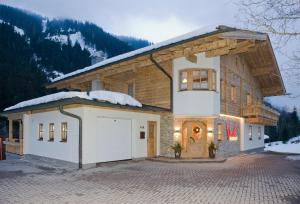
[171,142,182,159]
[208,141,217,159]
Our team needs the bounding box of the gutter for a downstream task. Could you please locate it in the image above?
[58,105,82,169]
[149,54,173,112]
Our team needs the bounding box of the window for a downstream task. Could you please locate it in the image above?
[179,71,188,90]
[230,85,237,103]
[217,123,223,141]
[258,127,262,140]
[179,69,216,91]
[246,94,252,105]
[38,123,43,140]
[49,123,54,141]
[221,80,225,100]
[249,126,253,141]
[61,122,68,142]
[127,82,134,97]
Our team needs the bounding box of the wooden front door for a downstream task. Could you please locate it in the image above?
[147,121,157,158]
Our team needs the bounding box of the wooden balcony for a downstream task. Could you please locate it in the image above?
[242,103,280,126]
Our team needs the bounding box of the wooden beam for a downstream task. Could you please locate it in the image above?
[184,48,197,63]
[261,86,283,96]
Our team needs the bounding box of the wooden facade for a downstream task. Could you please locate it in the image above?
[47,27,285,126]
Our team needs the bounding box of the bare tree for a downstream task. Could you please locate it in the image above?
[238,0,300,95]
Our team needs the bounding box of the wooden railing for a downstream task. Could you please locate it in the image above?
[242,103,280,126]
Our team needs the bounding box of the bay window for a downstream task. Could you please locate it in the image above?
[179,69,216,91]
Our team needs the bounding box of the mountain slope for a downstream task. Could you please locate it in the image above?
[0,4,151,112]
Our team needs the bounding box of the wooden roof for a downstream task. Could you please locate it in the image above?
[47,26,285,97]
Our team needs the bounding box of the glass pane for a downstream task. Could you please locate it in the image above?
[180,71,188,90]
[200,70,208,89]
[192,71,201,89]
[127,83,134,97]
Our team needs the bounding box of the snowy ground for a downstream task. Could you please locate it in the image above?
[264,135,300,155]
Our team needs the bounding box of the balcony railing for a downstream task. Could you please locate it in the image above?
[241,103,280,126]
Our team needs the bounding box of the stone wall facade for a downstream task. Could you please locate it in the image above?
[213,116,241,157]
[159,112,174,157]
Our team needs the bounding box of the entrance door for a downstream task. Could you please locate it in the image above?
[147,121,157,158]
[181,121,207,158]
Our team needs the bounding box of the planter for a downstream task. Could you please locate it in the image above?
[208,148,216,159]
[174,151,181,159]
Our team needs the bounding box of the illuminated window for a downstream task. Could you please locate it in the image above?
[127,82,134,97]
[231,85,237,103]
[179,71,188,90]
[217,123,223,141]
[49,123,54,141]
[38,123,43,141]
[249,126,253,140]
[258,127,262,140]
[179,69,216,91]
[246,93,252,105]
[61,122,68,142]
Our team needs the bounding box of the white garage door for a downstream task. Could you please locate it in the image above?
[95,117,132,163]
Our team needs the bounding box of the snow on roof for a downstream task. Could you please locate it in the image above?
[52,25,220,83]
[4,90,142,111]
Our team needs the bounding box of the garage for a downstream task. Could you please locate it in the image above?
[95,117,132,163]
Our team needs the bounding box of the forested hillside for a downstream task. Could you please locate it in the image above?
[0,4,151,112]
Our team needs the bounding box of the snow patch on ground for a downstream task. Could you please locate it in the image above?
[4,90,142,111]
[286,155,300,161]
[264,136,300,154]
[45,32,107,59]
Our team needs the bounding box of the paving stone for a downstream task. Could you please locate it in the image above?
[0,153,299,203]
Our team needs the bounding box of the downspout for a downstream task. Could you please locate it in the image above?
[59,105,82,169]
[149,54,173,112]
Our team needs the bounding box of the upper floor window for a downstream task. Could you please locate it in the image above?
[230,85,237,103]
[221,80,225,100]
[179,69,216,91]
[180,71,188,90]
[61,122,68,142]
[38,123,43,141]
[127,82,134,97]
[49,123,54,142]
[246,93,252,105]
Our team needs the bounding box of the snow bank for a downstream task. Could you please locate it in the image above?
[264,136,300,154]
[4,90,142,111]
[52,25,218,82]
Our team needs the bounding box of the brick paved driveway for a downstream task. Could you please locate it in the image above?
[0,153,300,204]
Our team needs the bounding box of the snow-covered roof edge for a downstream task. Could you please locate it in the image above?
[50,25,238,84]
[4,91,142,112]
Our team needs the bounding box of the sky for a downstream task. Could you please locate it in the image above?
[1,0,299,111]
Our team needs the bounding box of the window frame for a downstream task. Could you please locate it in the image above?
[48,123,54,142]
[38,123,44,141]
[178,68,216,91]
[127,81,135,97]
[258,126,262,140]
[249,125,253,141]
[217,123,223,141]
[230,85,237,103]
[61,122,68,142]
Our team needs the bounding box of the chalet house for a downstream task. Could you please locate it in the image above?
[2,26,285,168]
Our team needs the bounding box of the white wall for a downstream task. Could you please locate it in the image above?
[81,107,160,165]
[173,53,220,117]
[240,122,264,151]
[23,108,83,163]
